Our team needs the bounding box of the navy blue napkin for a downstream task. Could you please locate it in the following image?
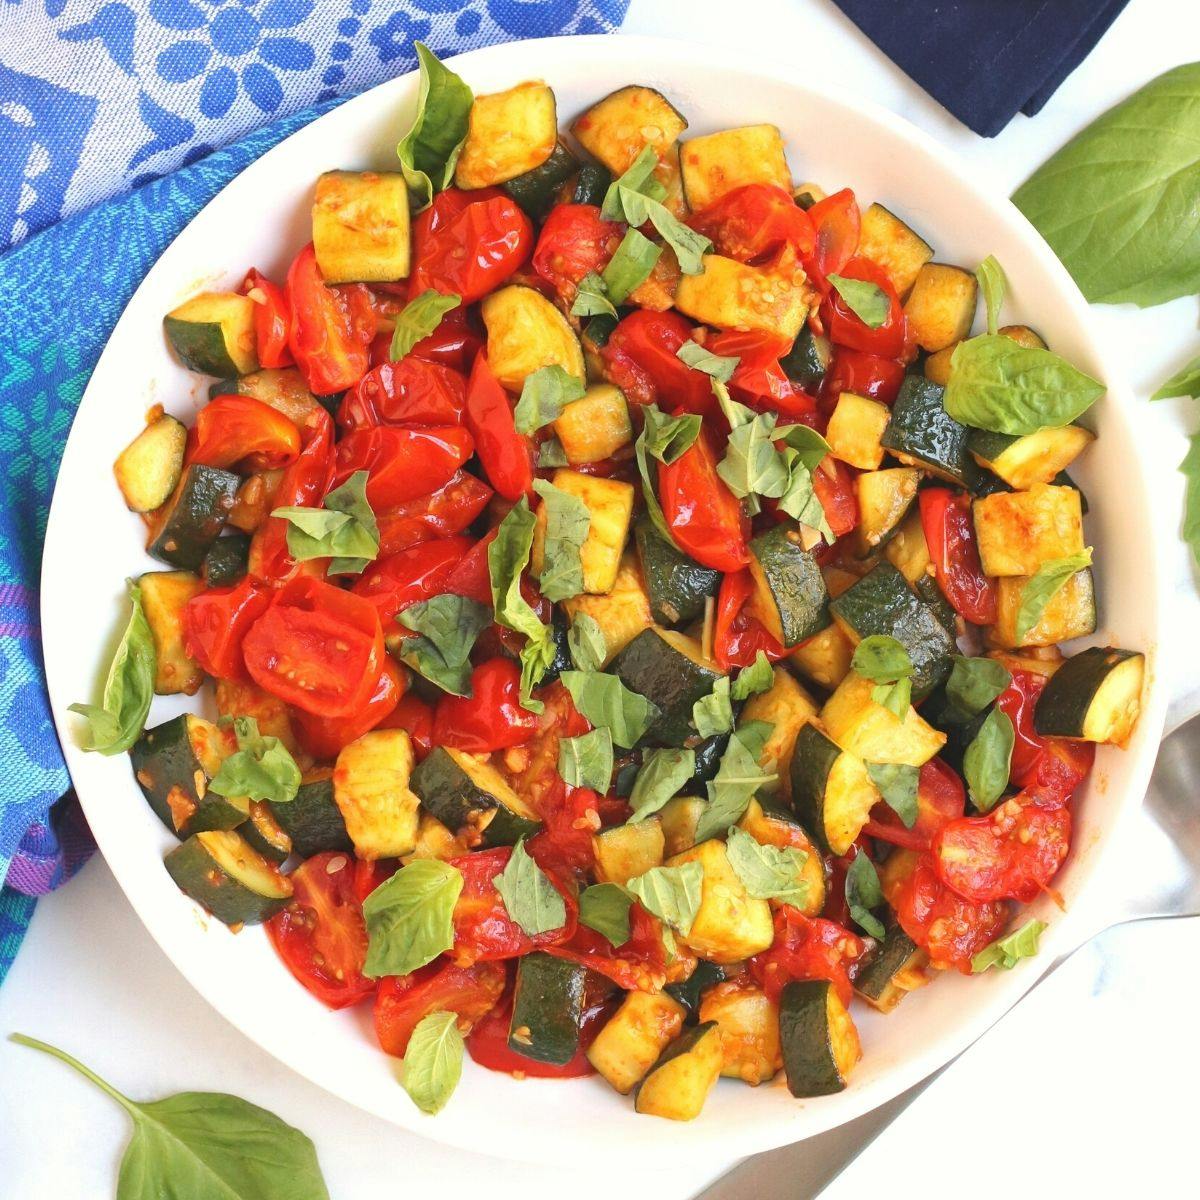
[831,0,1131,137]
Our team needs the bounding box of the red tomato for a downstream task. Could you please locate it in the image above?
[265,852,375,1009]
[286,243,374,394]
[338,358,467,432]
[820,256,907,359]
[706,329,819,424]
[822,348,906,406]
[374,959,506,1057]
[748,908,865,1006]
[408,302,483,372]
[378,692,435,760]
[434,659,539,754]
[464,352,534,501]
[547,903,670,992]
[188,395,301,472]
[443,529,498,605]
[291,658,404,760]
[183,577,273,682]
[243,268,292,368]
[532,203,623,302]
[376,470,493,556]
[812,458,859,538]
[352,857,397,906]
[331,425,474,510]
[714,568,787,671]
[658,427,750,572]
[351,536,472,624]
[601,311,714,413]
[807,188,860,284]
[525,781,604,876]
[242,576,384,718]
[919,488,997,626]
[409,188,533,304]
[864,757,966,851]
[688,184,815,264]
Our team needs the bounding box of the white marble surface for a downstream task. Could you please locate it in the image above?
[3,0,1199,1195]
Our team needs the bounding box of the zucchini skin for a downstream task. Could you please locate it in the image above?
[146,464,239,571]
[572,162,612,206]
[780,327,832,392]
[504,140,578,220]
[633,1021,723,1121]
[164,831,291,926]
[509,953,586,1065]
[880,375,969,484]
[267,772,353,859]
[778,979,856,1097]
[1033,646,1144,741]
[664,960,727,1018]
[747,526,830,647]
[410,747,541,848]
[635,518,721,627]
[854,923,925,1012]
[202,533,251,587]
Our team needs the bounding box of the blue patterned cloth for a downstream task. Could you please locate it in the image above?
[0,0,628,983]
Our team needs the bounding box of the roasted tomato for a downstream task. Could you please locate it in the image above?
[291,657,404,760]
[821,347,907,407]
[331,425,474,509]
[600,311,714,413]
[812,457,859,539]
[243,268,292,368]
[188,395,301,472]
[748,907,865,1005]
[375,470,493,556]
[377,692,435,760]
[806,188,860,285]
[688,184,815,264]
[464,352,534,501]
[351,536,472,624]
[532,203,623,303]
[820,256,907,359]
[433,659,540,754]
[919,488,997,626]
[864,757,967,851]
[373,959,506,1057]
[338,357,468,432]
[713,568,787,671]
[546,903,670,992]
[182,577,273,682]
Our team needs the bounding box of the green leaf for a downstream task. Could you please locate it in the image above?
[725,826,809,904]
[272,470,380,575]
[1152,352,1200,401]
[1015,549,1094,642]
[1180,431,1200,570]
[69,581,155,756]
[400,1012,464,1115]
[718,412,789,499]
[827,273,889,328]
[628,748,696,822]
[696,720,777,841]
[776,451,833,539]
[976,255,1007,336]
[558,728,614,792]
[396,42,473,209]
[537,436,570,468]
[713,378,756,429]
[692,676,733,738]
[625,861,704,936]
[559,670,660,749]
[945,656,1012,722]
[971,918,1048,973]
[492,838,567,936]
[513,365,587,434]
[676,340,740,383]
[531,478,590,602]
[944,334,1105,436]
[865,762,919,828]
[845,852,885,939]
[732,651,774,701]
[871,678,912,719]
[1011,63,1200,307]
[567,613,607,672]
[775,422,832,471]
[208,717,301,804]
[362,859,463,978]
[634,405,702,545]
[852,635,914,682]
[390,290,461,361]
[601,146,662,215]
[963,706,1015,812]
[602,228,662,304]
[578,883,633,946]
[398,595,492,695]
[11,1033,329,1200]
[517,634,558,715]
[570,271,618,319]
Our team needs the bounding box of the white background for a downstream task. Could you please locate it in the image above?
[3,0,1199,1196]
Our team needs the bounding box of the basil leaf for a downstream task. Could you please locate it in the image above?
[602,228,661,304]
[570,271,618,319]
[208,717,300,804]
[11,1034,329,1200]
[558,727,614,792]
[852,635,914,682]
[713,378,756,429]
[398,595,492,695]
[362,859,462,978]
[1180,431,1200,570]
[559,670,660,749]
[976,255,1007,336]
[492,838,567,936]
[732,651,774,700]
[273,470,379,575]
[601,146,662,215]
[1152,351,1200,401]
[696,720,777,841]
[725,825,809,905]
[625,861,704,936]
[390,290,460,361]
[676,340,739,382]
[971,918,1048,973]
[531,478,590,602]
[845,852,885,939]
[944,335,1105,436]
[400,1011,463,1116]
[538,436,570,468]
[775,422,832,471]
[69,580,155,756]
[628,747,696,821]
[718,412,789,500]
[567,613,607,672]
[946,656,1012,722]
[1011,63,1200,307]
[513,365,587,435]
[634,405,702,544]
[517,636,558,715]
[1015,549,1094,643]
[777,451,833,539]
[827,273,889,328]
[692,676,733,738]
[396,41,473,209]
[963,706,1015,812]
[578,882,633,946]
[871,677,912,719]
[865,762,919,828]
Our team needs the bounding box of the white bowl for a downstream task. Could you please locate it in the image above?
[42,34,1168,1165]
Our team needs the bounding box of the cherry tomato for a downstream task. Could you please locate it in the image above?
[286,243,374,394]
[546,903,671,992]
[187,395,301,472]
[688,184,815,264]
[338,357,468,432]
[373,300,484,372]
[658,427,750,572]
[351,857,397,906]
[525,780,604,876]
[291,658,404,760]
[442,529,499,605]
[812,457,859,539]
[331,425,474,510]
[183,577,273,682]
[376,470,493,556]
[919,488,997,626]
[378,692,435,760]
[434,658,539,754]
[601,311,714,413]
[409,188,533,304]
[820,256,907,359]
[265,851,375,1009]
[821,347,906,406]
[464,352,534,501]
[351,536,472,624]
[864,757,966,851]
[807,188,860,284]
[242,576,384,718]
[532,203,623,303]
[374,959,506,1057]
[707,328,819,424]
[243,268,293,368]
[748,907,865,1005]
[714,568,786,671]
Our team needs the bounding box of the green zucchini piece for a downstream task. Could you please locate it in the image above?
[633,1022,723,1120]
[746,526,829,648]
[690,733,729,787]
[570,85,688,176]
[332,730,421,860]
[779,979,861,1097]
[780,327,832,391]
[737,798,826,916]
[664,960,727,1018]
[635,517,721,626]
[509,953,586,1066]
[572,162,612,206]
[854,923,928,1012]
[698,978,782,1083]
[239,800,293,865]
[266,769,353,859]
[789,723,879,856]
[164,830,292,926]
[587,990,686,1093]
[593,819,664,885]
[968,425,1095,490]
[1033,647,1145,745]
[113,415,187,513]
[857,203,933,299]
[313,170,410,283]
[880,375,969,484]
[914,573,958,637]
[480,284,585,391]
[202,533,251,588]
[211,367,323,426]
[504,139,579,219]
[457,82,558,190]
[163,292,258,377]
[146,464,239,571]
[854,467,920,556]
[961,455,1012,499]
[534,611,573,689]
[138,570,205,696]
[1053,470,1089,514]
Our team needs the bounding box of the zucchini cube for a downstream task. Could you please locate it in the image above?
[902,263,978,352]
[739,667,819,799]
[972,483,1084,577]
[532,468,635,596]
[680,124,791,210]
[826,392,891,470]
[332,729,420,860]
[554,384,633,465]
[819,672,947,767]
[674,254,810,342]
[456,81,558,189]
[587,990,685,1094]
[990,569,1096,648]
[570,85,687,175]
[481,285,585,391]
[856,203,933,299]
[561,553,653,666]
[312,170,410,283]
[698,979,781,1084]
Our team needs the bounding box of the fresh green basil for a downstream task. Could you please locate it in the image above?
[944,334,1105,436]
[634,405,702,545]
[602,228,661,304]
[827,273,889,328]
[696,720,776,841]
[538,436,570,468]
[1015,548,1094,642]
[559,670,660,749]
[518,636,558,716]
[601,145,662,212]
[628,747,696,822]
[567,613,607,672]
[11,1034,329,1200]
[273,470,379,575]
[732,651,774,700]
[1152,352,1200,401]
[1012,63,1200,307]
[945,656,1012,722]
[775,422,833,469]
[725,826,809,905]
[400,1011,463,1116]
[976,255,1007,336]
[865,762,919,829]
[718,411,789,502]
[531,478,590,602]
[1180,432,1200,569]
[492,838,567,936]
[971,918,1048,973]
[397,595,491,695]
[558,727,614,793]
[396,42,473,209]
[69,581,155,756]
[513,365,587,434]
[570,271,618,319]
[777,453,833,538]
[625,861,704,936]
[676,340,740,382]
[853,635,914,682]
[963,706,1015,812]
[208,717,300,805]
[845,852,885,939]
[692,676,733,738]
[390,290,460,361]
[362,859,462,978]
[578,882,634,946]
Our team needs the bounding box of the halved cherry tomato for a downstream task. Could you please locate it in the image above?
[532,203,623,303]
[464,352,534,501]
[331,425,474,509]
[352,857,397,906]
[265,851,375,1009]
[409,188,533,304]
[546,903,670,992]
[600,311,714,413]
[806,188,860,285]
[820,256,907,359]
[286,243,374,394]
[187,395,301,472]
[182,577,273,682]
[812,457,859,539]
[864,756,966,851]
[688,184,815,265]
[242,576,383,718]
[291,658,404,760]
[351,536,472,624]
[919,488,997,625]
[707,328,819,424]
[821,347,906,406]
[658,427,750,572]
[713,568,786,672]
[378,692,435,760]
[374,959,506,1057]
[409,303,484,372]
[338,357,467,432]
[526,780,604,876]
[499,679,592,819]
[443,529,499,605]
[243,268,292,368]
[748,907,864,1005]
[376,470,493,556]
[434,658,539,754]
